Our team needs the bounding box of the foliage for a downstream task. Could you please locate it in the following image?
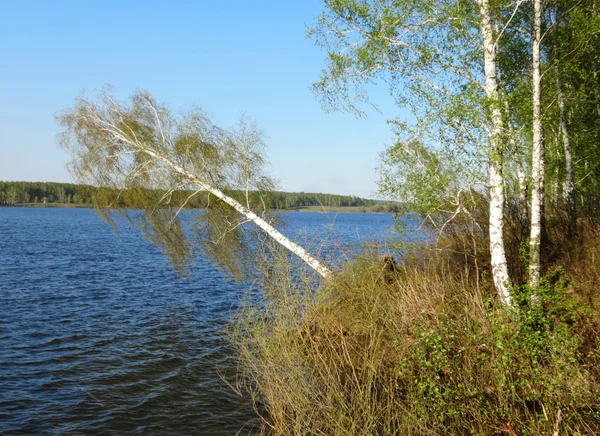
[55,89,284,278]
[543,0,600,217]
[309,0,500,223]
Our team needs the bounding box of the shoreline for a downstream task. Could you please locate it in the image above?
[1,203,394,214]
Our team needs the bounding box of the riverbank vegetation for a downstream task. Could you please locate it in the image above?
[232,213,600,435]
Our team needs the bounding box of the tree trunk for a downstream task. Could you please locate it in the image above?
[478,0,512,308]
[517,163,529,221]
[506,99,529,227]
[529,0,544,289]
[138,146,333,278]
[556,69,576,236]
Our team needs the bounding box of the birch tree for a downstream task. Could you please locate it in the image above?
[57,89,332,280]
[310,0,524,307]
[529,0,544,289]
[556,64,575,237]
[478,0,513,307]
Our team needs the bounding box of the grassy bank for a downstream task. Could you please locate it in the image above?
[231,220,600,435]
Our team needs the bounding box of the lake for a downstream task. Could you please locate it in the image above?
[0,208,394,435]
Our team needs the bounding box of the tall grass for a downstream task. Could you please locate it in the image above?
[231,220,600,435]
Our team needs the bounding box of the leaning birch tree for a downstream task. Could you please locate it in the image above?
[478,0,513,307]
[310,0,524,307]
[57,89,332,279]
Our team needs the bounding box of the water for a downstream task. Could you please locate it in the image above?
[0,208,394,435]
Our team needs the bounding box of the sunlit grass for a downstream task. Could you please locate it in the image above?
[231,220,600,435]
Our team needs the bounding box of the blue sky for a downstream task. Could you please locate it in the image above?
[0,0,404,198]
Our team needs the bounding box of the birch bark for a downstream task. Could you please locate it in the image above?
[556,70,576,236]
[517,163,529,222]
[135,145,333,279]
[477,0,512,307]
[529,0,544,289]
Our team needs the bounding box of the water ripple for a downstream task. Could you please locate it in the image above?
[0,207,394,435]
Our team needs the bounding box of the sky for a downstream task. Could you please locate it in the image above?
[0,0,406,198]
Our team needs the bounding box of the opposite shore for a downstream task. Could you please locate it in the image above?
[1,202,396,213]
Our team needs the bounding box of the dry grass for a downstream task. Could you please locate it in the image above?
[230,220,600,435]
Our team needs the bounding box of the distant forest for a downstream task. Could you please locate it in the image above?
[0,181,399,212]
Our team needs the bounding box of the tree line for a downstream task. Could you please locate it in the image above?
[0,181,84,205]
[0,180,379,210]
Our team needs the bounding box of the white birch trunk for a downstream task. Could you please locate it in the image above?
[529,0,544,289]
[139,147,333,279]
[517,162,529,223]
[77,98,334,280]
[478,0,512,308]
[557,70,576,233]
[506,100,528,223]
